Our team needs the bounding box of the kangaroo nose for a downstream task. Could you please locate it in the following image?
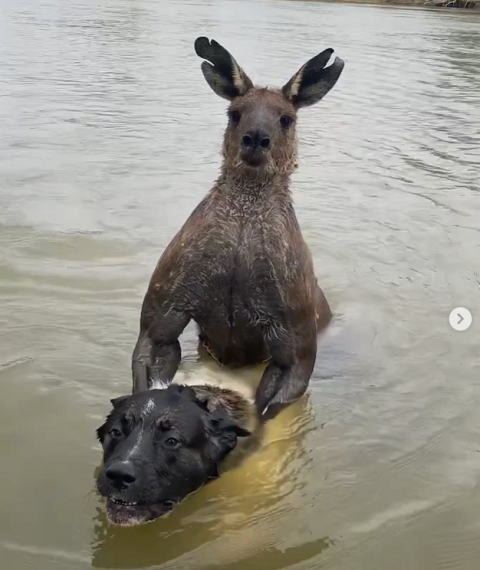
[242,129,271,150]
[106,460,137,487]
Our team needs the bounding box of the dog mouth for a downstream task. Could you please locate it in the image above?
[105,498,176,527]
[109,498,139,507]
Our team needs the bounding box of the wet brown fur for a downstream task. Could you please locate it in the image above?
[188,383,262,469]
[132,37,345,420]
[190,384,257,433]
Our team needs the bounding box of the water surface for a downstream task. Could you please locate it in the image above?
[0,0,479,569]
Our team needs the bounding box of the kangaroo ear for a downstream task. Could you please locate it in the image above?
[195,37,254,101]
[282,48,344,109]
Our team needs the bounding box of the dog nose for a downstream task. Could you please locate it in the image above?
[241,129,271,150]
[106,460,137,486]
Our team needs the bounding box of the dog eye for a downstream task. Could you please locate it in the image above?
[109,428,123,439]
[164,437,180,449]
[280,115,293,129]
[228,110,241,125]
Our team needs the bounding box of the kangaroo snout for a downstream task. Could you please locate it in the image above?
[240,127,271,166]
[241,129,271,150]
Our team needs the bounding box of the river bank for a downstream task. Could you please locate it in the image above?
[290,0,479,10]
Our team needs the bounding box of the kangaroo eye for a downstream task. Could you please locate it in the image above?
[164,437,180,449]
[109,428,123,439]
[229,110,241,125]
[280,115,293,129]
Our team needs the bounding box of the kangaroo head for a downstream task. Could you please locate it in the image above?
[194,37,344,178]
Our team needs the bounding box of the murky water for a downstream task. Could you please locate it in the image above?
[1,0,479,568]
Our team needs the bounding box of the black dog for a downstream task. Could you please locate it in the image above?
[96,383,256,526]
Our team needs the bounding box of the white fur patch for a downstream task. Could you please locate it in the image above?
[174,365,258,403]
[142,398,156,415]
[124,430,143,460]
[150,380,168,390]
[287,66,305,99]
[232,63,245,93]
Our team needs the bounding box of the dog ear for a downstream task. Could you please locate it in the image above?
[96,421,108,443]
[194,394,211,412]
[282,48,344,109]
[96,395,129,443]
[192,390,214,412]
[174,384,212,412]
[210,411,251,437]
[195,37,253,101]
[208,409,251,460]
[110,395,129,409]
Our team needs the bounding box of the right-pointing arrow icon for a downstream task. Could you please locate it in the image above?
[449,307,472,332]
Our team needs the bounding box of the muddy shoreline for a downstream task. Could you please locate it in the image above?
[287,0,479,10]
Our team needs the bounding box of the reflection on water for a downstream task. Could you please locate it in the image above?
[0,0,479,569]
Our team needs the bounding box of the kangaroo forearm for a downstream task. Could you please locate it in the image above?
[132,339,181,393]
[254,353,315,419]
[131,306,189,393]
[149,340,182,388]
[147,312,187,388]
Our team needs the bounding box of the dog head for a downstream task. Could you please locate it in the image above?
[96,384,251,526]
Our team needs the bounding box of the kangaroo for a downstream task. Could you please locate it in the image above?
[132,37,345,421]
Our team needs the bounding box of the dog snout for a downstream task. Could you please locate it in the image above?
[241,129,271,151]
[105,460,137,488]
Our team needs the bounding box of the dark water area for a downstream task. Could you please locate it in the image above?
[0,0,479,568]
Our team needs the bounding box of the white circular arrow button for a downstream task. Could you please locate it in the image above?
[449,307,472,332]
